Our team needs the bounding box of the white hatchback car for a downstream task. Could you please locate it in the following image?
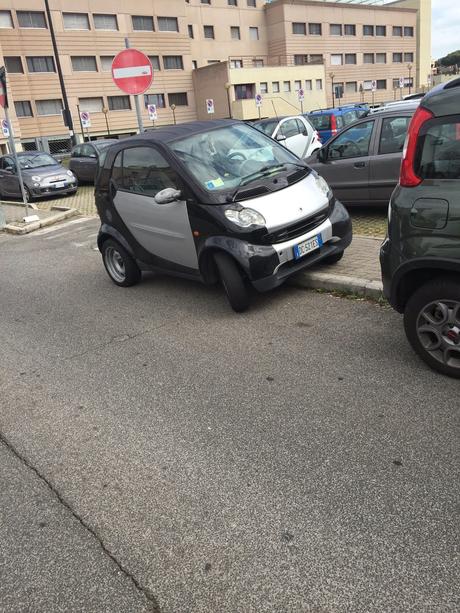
[252,115,322,159]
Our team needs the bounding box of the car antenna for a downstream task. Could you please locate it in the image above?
[271,100,279,122]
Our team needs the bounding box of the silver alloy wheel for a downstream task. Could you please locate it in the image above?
[104,246,126,283]
[417,299,460,369]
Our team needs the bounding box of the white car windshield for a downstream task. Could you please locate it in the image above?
[170,123,303,192]
[18,154,57,169]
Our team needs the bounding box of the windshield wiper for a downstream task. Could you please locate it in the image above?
[228,161,308,202]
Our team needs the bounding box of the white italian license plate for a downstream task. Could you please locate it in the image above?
[293,234,323,259]
[54,182,65,189]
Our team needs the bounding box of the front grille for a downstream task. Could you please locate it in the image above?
[261,206,329,245]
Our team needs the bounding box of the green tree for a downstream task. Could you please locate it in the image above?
[438,50,460,67]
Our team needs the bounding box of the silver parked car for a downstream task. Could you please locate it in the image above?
[69,139,118,183]
[251,115,322,159]
[0,151,77,201]
[306,108,415,206]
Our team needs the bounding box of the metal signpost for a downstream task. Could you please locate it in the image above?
[399,76,405,100]
[148,103,157,128]
[80,110,91,141]
[112,42,153,133]
[255,93,262,119]
[298,88,304,114]
[0,66,29,217]
[371,80,377,106]
[206,99,215,115]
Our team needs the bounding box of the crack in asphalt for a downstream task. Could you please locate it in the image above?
[0,432,161,613]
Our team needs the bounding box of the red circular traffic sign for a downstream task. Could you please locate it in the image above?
[111,49,153,95]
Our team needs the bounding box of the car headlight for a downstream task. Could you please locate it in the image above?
[314,174,331,198]
[66,170,74,177]
[31,175,41,182]
[224,207,266,228]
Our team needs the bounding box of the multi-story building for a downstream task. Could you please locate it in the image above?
[0,0,430,154]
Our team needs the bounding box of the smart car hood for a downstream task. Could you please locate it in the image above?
[240,172,329,232]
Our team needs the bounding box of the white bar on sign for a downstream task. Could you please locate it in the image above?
[113,65,152,79]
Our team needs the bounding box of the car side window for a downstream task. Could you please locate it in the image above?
[295,118,307,134]
[343,111,357,126]
[3,156,15,170]
[379,116,411,155]
[281,119,301,139]
[336,115,344,130]
[80,144,96,158]
[117,147,178,197]
[328,120,374,160]
[71,146,82,158]
[415,115,460,180]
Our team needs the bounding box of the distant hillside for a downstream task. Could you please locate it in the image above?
[437,50,460,67]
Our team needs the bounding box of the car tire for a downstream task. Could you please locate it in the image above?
[214,251,250,313]
[404,276,460,379]
[101,239,141,287]
[322,250,344,265]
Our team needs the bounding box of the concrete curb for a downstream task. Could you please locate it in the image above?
[3,207,78,235]
[289,270,384,300]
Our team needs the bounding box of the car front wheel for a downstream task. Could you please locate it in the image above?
[404,276,460,379]
[214,251,250,313]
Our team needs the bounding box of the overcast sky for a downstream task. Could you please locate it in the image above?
[431,0,460,59]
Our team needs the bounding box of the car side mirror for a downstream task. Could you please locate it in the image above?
[317,148,327,162]
[154,188,182,205]
[5,166,15,173]
[275,133,286,142]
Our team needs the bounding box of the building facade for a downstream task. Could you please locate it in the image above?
[0,0,430,153]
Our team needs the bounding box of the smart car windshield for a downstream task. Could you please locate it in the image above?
[252,120,279,136]
[18,154,57,169]
[170,123,305,192]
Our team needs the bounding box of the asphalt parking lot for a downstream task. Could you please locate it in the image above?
[0,220,458,612]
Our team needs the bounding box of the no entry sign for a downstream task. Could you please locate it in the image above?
[112,49,153,95]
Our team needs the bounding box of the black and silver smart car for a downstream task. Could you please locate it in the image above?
[95,119,352,311]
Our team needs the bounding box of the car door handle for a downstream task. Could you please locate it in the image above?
[354,161,366,168]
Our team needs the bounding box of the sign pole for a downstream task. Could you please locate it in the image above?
[4,106,29,216]
[124,38,144,133]
[300,100,304,114]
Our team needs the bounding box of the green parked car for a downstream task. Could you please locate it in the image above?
[380,77,460,378]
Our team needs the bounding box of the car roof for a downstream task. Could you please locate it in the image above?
[253,117,285,125]
[123,119,241,145]
[308,105,366,116]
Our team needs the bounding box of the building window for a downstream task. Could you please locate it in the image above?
[234,84,254,100]
[230,59,243,68]
[163,56,183,70]
[188,24,194,38]
[192,60,198,70]
[260,82,268,94]
[345,54,356,65]
[168,92,188,106]
[330,24,342,36]
[294,55,308,66]
[158,17,178,32]
[201,0,211,3]
[363,25,374,36]
[392,78,400,89]
[27,56,55,73]
[376,53,386,64]
[283,81,291,92]
[310,54,323,64]
[228,0,237,5]
[404,77,414,87]
[204,25,214,39]
[377,79,386,90]
[0,11,13,28]
[14,101,33,117]
[393,52,403,63]
[305,80,312,91]
[249,27,259,40]
[344,24,356,36]
[78,97,103,112]
[71,56,97,72]
[247,0,256,6]
[132,15,154,31]
[4,57,23,73]
[404,52,414,62]
[272,81,280,93]
[100,56,115,71]
[363,53,374,64]
[231,26,240,40]
[253,59,264,67]
[17,11,46,28]
[36,99,62,116]
[108,95,131,110]
[292,22,306,35]
[309,23,321,35]
[145,93,166,108]
[149,56,161,71]
[393,26,402,36]
[346,81,357,94]
[376,25,386,36]
[93,14,118,30]
[316,79,322,90]
[292,80,300,91]
[404,26,414,37]
[331,54,343,66]
[63,13,89,30]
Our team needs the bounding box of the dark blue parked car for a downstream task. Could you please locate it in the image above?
[306,104,368,144]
